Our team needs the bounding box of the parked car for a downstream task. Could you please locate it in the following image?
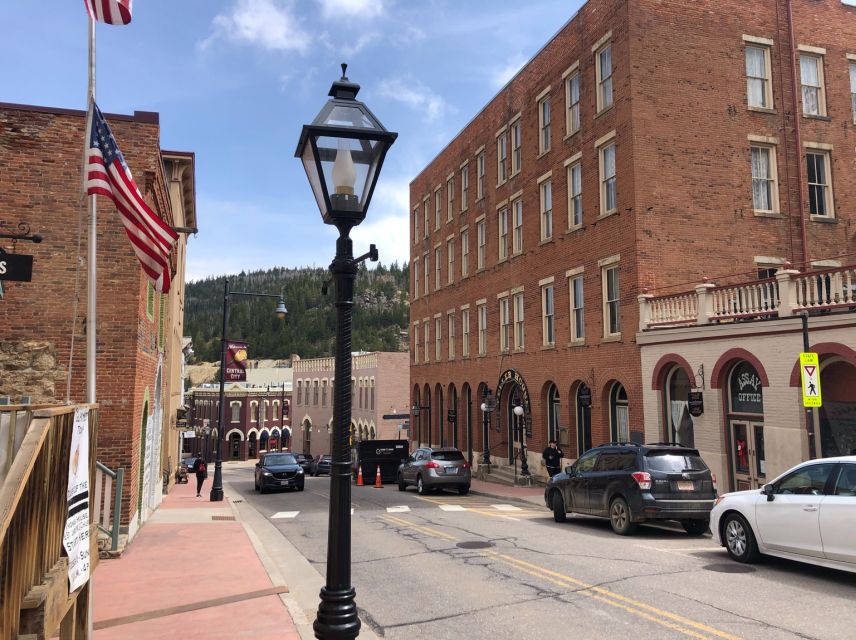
[711,456,856,573]
[397,447,471,495]
[254,452,304,493]
[310,454,332,476]
[293,453,314,473]
[545,442,716,535]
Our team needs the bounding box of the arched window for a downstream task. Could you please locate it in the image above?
[370,378,375,410]
[609,382,629,442]
[313,380,319,405]
[296,380,303,405]
[547,384,560,444]
[665,367,694,446]
[250,401,259,422]
[230,401,241,423]
[322,380,328,407]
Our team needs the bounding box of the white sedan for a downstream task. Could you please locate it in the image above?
[711,456,856,573]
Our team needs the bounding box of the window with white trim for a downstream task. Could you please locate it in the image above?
[447,177,455,220]
[566,73,580,134]
[596,44,613,111]
[477,151,485,199]
[447,238,455,284]
[541,284,555,346]
[230,401,241,422]
[413,260,419,298]
[512,198,523,254]
[434,247,442,290]
[435,317,441,361]
[511,120,522,175]
[448,313,456,359]
[423,200,430,239]
[540,180,553,240]
[745,45,773,109]
[513,292,524,349]
[570,274,584,341]
[461,309,470,357]
[498,207,509,260]
[423,320,430,363]
[806,150,833,217]
[413,324,419,364]
[461,229,469,277]
[599,142,617,215]
[413,207,419,244]
[477,303,487,356]
[477,219,486,269]
[497,133,508,184]
[499,296,511,352]
[751,145,779,213]
[568,162,582,227]
[850,62,856,123]
[423,254,429,295]
[800,54,826,116]
[461,165,469,210]
[434,188,442,230]
[602,263,620,337]
[539,97,551,154]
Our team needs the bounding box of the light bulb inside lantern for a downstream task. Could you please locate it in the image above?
[332,138,356,196]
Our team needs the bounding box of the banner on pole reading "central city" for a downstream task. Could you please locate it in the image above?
[225,341,249,381]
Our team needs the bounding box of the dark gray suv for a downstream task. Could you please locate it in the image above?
[545,443,716,535]
[398,447,471,495]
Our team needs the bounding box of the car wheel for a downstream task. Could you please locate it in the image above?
[609,497,637,535]
[398,474,406,492]
[417,475,426,495]
[551,491,567,523]
[722,513,761,563]
[254,479,259,492]
[681,519,709,536]
[297,484,305,492]
[259,485,267,495]
[458,484,470,496]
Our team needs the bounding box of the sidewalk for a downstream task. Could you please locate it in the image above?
[469,478,545,506]
[92,476,300,640]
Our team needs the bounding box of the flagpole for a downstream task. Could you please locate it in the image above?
[86,15,97,406]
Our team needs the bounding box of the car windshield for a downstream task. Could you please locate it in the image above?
[431,451,465,461]
[645,451,708,472]
[264,454,297,466]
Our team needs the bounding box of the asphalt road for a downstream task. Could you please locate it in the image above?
[223,464,856,640]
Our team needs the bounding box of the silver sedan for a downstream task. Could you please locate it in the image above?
[397,447,471,495]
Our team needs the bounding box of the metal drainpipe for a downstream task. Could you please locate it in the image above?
[786,0,810,268]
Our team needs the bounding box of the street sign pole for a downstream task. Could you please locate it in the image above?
[800,314,817,459]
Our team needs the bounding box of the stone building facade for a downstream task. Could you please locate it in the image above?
[0,102,196,538]
[409,0,856,479]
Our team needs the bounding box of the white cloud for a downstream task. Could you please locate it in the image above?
[491,52,528,89]
[316,0,386,20]
[200,0,311,54]
[319,31,380,57]
[376,76,448,123]
[350,178,410,267]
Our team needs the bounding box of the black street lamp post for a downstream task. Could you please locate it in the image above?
[513,395,529,477]
[480,388,496,467]
[209,278,287,502]
[295,64,397,640]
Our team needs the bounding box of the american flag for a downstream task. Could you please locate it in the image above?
[86,103,178,293]
[83,0,132,25]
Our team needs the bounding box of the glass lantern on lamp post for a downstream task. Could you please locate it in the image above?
[295,64,397,640]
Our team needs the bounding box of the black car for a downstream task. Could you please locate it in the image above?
[293,453,314,473]
[310,454,331,476]
[545,442,716,535]
[255,452,305,493]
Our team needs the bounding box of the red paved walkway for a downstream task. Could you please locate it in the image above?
[92,477,299,640]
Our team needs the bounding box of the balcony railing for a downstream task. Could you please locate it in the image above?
[639,264,856,330]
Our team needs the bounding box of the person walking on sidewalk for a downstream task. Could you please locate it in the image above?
[542,440,564,478]
[192,454,208,497]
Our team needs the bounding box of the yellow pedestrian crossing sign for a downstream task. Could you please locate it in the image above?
[800,352,822,408]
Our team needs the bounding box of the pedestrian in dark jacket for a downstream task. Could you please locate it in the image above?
[192,454,208,497]
[542,440,564,478]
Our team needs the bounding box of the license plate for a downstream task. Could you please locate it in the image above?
[677,481,694,491]
[279,480,290,485]
[446,467,457,474]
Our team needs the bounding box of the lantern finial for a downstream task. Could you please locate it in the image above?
[341,63,348,80]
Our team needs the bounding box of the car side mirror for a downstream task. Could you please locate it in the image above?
[762,483,775,501]
[565,465,575,476]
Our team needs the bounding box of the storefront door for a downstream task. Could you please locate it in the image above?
[730,421,766,490]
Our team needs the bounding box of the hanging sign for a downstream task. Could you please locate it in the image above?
[63,408,91,592]
[688,391,704,417]
[0,253,34,282]
[800,352,822,408]
[447,409,457,423]
[224,341,249,381]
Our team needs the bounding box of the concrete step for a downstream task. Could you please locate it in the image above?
[485,465,537,487]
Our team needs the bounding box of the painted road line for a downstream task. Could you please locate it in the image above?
[491,552,741,640]
[271,511,300,519]
[492,504,522,511]
[439,505,466,511]
[380,515,459,541]
[386,506,411,513]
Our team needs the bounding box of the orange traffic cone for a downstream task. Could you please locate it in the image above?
[356,466,364,486]
[374,466,383,488]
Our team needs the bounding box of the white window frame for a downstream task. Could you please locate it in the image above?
[499,295,511,352]
[461,163,469,211]
[538,95,551,154]
[448,312,456,360]
[512,197,523,254]
[423,320,430,363]
[434,246,442,290]
[413,259,419,299]
[850,58,856,124]
[513,290,524,350]
[413,323,419,364]
[597,134,618,216]
[413,206,419,244]
[601,256,621,339]
[461,307,470,357]
[447,238,455,284]
[799,52,826,116]
[744,42,773,110]
[566,157,583,228]
[476,149,485,200]
[461,228,469,278]
[434,187,442,230]
[447,176,455,221]
[423,198,430,239]
[497,129,508,185]
[568,269,585,343]
[595,40,613,112]
[476,217,486,270]
[565,70,580,136]
[477,302,487,356]
[541,281,555,347]
[510,118,522,176]
[539,178,553,240]
[749,141,780,214]
[423,254,429,295]
[498,206,509,261]
[434,316,442,361]
[805,146,834,219]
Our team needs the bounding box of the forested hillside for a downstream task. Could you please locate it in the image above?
[185,263,410,362]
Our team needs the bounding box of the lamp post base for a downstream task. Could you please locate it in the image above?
[209,462,224,502]
[313,586,361,640]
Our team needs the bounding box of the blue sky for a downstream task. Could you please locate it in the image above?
[1,0,584,281]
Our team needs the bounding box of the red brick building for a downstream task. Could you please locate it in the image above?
[409,0,856,479]
[0,103,196,538]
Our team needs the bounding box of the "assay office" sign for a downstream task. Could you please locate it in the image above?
[0,253,34,282]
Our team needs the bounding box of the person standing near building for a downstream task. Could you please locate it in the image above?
[542,440,564,478]
[192,453,207,497]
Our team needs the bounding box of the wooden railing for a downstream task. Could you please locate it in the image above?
[0,404,99,640]
[0,406,33,485]
[639,264,856,329]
